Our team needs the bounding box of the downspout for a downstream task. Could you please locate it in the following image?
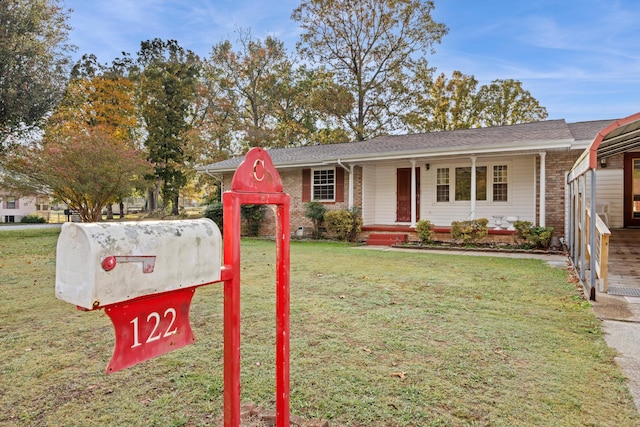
[336,160,354,210]
[539,152,546,227]
[204,170,224,202]
[470,156,477,219]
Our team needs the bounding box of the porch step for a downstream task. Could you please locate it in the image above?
[366,233,408,246]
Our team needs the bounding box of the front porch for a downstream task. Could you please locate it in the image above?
[361,224,516,246]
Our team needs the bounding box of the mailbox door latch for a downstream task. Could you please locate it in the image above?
[101,256,156,273]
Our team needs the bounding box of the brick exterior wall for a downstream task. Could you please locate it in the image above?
[222,166,363,237]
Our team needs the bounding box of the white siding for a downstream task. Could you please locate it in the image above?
[361,155,538,227]
[595,169,623,228]
[421,155,536,227]
[362,165,377,224]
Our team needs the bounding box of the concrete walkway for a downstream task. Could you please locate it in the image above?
[359,245,640,413]
[592,294,640,412]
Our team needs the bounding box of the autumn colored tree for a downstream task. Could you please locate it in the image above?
[477,79,548,127]
[208,32,291,150]
[206,30,353,150]
[3,128,151,222]
[48,55,139,144]
[0,0,73,150]
[292,0,448,141]
[404,67,482,132]
[135,39,201,215]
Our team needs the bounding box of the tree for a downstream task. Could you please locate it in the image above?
[135,39,201,215]
[404,67,481,132]
[2,127,151,222]
[477,79,548,127]
[46,55,143,219]
[403,69,548,131]
[0,0,73,150]
[209,31,291,150]
[292,0,448,141]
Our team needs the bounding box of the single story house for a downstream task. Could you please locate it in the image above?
[199,115,640,244]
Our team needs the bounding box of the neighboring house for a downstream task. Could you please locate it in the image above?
[198,116,638,243]
[0,193,51,223]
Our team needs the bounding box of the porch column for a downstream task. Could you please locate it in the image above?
[539,152,546,227]
[470,156,477,219]
[348,164,354,209]
[410,159,417,227]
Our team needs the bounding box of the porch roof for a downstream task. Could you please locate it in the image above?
[568,112,640,182]
[199,118,618,173]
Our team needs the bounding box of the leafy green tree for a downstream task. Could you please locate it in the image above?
[207,30,352,150]
[0,0,73,149]
[135,39,201,215]
[292,0,448,141]
[477,79,548,127]
[404,67,481,132]
[209,31,292,150]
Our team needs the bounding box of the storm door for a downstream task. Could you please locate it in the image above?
[624,152,640,227]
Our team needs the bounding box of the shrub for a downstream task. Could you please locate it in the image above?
[415,219,433,244]
[304,201,327,239]
[513,220,554,249]
[324,208,362,242]
[450,218,489,245]
[203,202,223,230]
[20,215,47,224]
[241,204,266,237]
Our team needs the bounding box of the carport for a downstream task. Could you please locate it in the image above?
[567,112,640,300]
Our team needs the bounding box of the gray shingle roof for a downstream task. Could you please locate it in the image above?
[199,118,617,172]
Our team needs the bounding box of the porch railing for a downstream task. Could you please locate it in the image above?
[584,203,611,292]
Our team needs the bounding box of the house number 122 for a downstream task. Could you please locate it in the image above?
[130,308,178,348]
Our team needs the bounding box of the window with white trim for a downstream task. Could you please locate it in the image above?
[5,197,16,209]
[436,168,450,202]
[492,165,508,202]
[313,168,335,201]
[455,167,487,201]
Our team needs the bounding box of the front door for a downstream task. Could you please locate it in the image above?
[396,168,420,222]
[624,152,640,227]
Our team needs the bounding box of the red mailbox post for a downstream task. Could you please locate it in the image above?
[55,147,291,427]
[222,147,291,427]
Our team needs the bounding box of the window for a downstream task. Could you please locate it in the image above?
[36,196,49,211]
[455,167,487,201]
[493,165,508,202]
[5,197,16,209]
[313,168,335,201]
[436,168,450,202]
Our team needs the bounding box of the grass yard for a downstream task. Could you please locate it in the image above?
[1,228,638,426]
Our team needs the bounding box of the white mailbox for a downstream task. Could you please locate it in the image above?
[56,219,222,309]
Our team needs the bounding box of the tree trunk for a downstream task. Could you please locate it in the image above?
[106,204,114,220]
[119,201,125,219]
[172,193,179,216]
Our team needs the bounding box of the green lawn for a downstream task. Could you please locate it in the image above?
[0,228,638,426]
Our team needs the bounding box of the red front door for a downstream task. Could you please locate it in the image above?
[396,168,420,222]
[624,152,640,227]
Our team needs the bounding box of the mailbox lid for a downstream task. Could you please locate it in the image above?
[55,219,222,309]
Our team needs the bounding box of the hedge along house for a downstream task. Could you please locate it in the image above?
[199,117,628,245]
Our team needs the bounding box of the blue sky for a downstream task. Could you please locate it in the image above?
[64,0,639,123]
